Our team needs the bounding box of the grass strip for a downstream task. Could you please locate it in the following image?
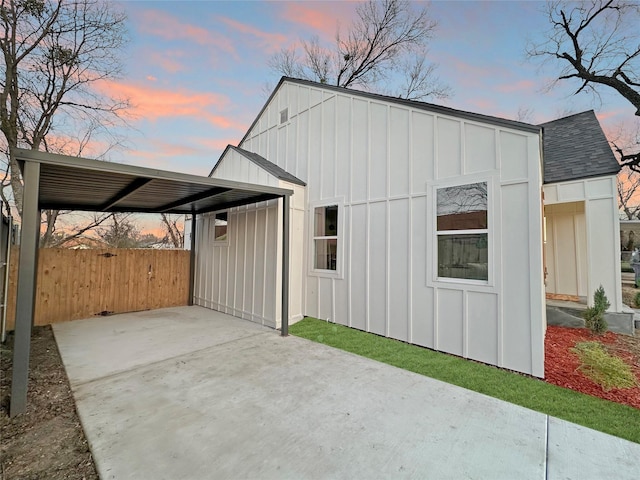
[289,317,640,444]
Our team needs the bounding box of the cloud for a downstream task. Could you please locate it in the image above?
[123,136,239,176]
[147,50,187,74]
[96,80,245,130]
[280,2,352,39]
[196,137,239,152]
[595,109,630,123]
[137,9,236,55]
[130,141,201,160]
[218,17,288,53]
[496,80,536,93]
[468,98,498,111]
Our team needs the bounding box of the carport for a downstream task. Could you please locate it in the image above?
[9,147,293,416]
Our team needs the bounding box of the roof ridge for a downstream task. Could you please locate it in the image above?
[539,109,595,126]
[215,145,306,187]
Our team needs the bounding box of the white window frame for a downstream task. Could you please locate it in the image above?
[309,198,343,278]
[431,178,493,287]
[212,210,229,245]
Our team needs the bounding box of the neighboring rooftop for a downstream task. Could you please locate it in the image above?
[541,110,620,184]
[211,145,306,186]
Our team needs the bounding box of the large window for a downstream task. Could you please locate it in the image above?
[214,212,228,242]
[313,205,338,271]
[436,182,488,281]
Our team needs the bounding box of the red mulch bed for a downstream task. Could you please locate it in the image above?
[545,326,640,409]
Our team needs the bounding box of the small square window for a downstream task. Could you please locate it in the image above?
[280,108,289,124]
[214,212,227,242]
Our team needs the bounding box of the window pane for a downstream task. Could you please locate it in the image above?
[437,182,487,230]
[314,205,338,236]
[314,238,337,270]
[437,233,488,281]
[214,212,227,241]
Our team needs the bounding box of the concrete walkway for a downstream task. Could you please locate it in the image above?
[53,306,640,480]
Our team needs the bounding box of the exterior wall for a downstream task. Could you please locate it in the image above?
[240,81,545,377]
[194,150,306,327]
[543,175,622,312]
[193,199,280,328]
[210,148,280,187]
[544,202,588,298]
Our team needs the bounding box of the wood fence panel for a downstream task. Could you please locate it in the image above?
[5,248,191,330]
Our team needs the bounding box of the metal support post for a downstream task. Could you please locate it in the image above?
[10,160,41,417]
[188,213,196,306]
[281,195,290,337]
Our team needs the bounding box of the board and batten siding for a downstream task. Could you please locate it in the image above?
[193,175,305,328]
[204,80,545,377]
[543,175,622,313]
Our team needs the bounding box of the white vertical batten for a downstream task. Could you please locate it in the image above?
[407,107,414,343]
[365,100,371,332]
[460,122,468,358]
[348,96,354,327]
[262,207,269,321]
[386,104,391,337]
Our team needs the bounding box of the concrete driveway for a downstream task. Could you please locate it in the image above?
[53,306,640,480]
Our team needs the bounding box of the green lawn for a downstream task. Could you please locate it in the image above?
[289,317,640,444]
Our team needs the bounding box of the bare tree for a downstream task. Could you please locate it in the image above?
[528,0,640,168]
[618,167,640,219]
[516,106,536,123]
[614,122,640,217]
[160,213,184,249]
[269,0,450,101]
[96,213,141,248]
[0,0,129,217]
[40,210,114,247]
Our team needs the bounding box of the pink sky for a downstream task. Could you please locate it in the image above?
[99,0,636,178]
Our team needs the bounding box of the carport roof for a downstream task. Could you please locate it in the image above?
[14,148,292,214]
[10,148,294,418]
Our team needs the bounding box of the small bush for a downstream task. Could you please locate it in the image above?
[571,341,638,391]
[583,286,610,334]
[635,292,640,308]
[621,261,634,273]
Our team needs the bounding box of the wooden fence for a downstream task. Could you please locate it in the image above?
[6,248,191,330]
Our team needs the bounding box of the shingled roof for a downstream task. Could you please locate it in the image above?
[210,145,306,186]
[540,110,620,184]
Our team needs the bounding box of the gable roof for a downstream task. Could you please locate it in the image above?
[540,110,620,184]
[210,145,306,186]
[239,77,540,146]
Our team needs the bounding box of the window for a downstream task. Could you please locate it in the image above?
[436,182,488,281]
[313,205,338,271]
[214,212,228,242]
[279,108,288,124]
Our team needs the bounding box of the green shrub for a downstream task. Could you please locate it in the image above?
[571,341,638,391]
[621,262,634,273]
[635,292,640,308]
[583,286,610,334]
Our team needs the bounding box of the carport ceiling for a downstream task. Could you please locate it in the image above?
[15,148,292,214]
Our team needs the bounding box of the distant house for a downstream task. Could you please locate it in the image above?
[193,77,622,378]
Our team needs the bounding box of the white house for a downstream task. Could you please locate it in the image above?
[193,77,622,378]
